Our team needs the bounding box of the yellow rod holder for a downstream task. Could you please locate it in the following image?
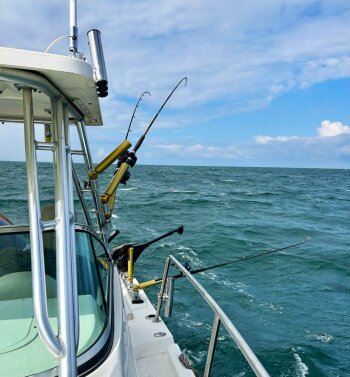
[44,123,52,142]
[133,279,162,291]
[104,190,116,219]
[88,139,131,179]
[128,247,134,284]
[101,162,129,203]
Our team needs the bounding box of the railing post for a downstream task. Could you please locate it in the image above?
[164,277,175,318]
[204,314,221,377]
[154,257,172,322]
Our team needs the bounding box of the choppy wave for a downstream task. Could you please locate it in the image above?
[293,351,309,377]
[1,162,349,377]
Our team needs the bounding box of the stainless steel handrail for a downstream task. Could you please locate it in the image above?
[23,87,63,358]
[155,255,271,377]
[52,96,78,376]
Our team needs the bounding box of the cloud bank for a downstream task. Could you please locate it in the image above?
[143,120,350,168]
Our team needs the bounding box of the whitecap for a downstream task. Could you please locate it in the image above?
[305,330,334,343]
[294,352,309,377]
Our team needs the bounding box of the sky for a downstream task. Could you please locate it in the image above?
[0,0,349,168]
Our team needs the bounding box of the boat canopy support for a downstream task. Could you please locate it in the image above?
[17,72,80,376]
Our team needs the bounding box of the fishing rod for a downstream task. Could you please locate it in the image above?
[133,77,187,153]
[125,91,151,140]
[134,237,311,290]
[101,77,188,206]
[112,225,184,271]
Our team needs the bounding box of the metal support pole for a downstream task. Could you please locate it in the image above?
[52,97,77,377]
[164,277,175,318]
[63,105,80,351]
[75,122,107,238]
[69,0,78,53]
[154,257,172,322]
[204,314,221,377]
[72,164,93,227]
[23,87,62,358]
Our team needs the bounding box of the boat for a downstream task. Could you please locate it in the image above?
[0,2,271,376]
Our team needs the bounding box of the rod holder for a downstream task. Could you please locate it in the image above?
[87,29,108,97]
[127,247,134,284]
[101,162,129,203]
[88,139,131,179]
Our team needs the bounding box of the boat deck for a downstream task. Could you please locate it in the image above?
[122,278,195,377]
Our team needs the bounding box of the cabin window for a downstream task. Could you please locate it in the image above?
[0,227,109,376]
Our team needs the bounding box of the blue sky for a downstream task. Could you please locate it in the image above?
[0,0,349,168]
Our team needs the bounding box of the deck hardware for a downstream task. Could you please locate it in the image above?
[153,332,166,338]
[107,229,120,243]
[145,314,156,320]
[36,141,57,152]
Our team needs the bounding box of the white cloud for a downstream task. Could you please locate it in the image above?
[255,135,299,144]
[317,120,350,137]
[143,120,350,167]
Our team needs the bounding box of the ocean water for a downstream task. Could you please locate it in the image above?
[0,162,349,377]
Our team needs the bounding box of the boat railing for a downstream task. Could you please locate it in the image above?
[154,255,270,377]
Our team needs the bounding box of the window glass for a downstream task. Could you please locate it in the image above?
[0,228,109,376]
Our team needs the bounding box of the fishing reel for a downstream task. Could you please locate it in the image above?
[114,150,137,185]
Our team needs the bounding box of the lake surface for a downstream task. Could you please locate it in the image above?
[1,162,349,376]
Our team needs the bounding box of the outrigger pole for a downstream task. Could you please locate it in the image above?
[133,237,311,291]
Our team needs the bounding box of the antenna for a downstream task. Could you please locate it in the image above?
[69,0,78,53]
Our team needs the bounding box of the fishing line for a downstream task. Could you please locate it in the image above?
[172,237,311,278]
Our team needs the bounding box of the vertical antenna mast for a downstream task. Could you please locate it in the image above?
[70,0,78,53]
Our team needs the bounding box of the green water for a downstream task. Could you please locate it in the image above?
[0,162,349,376]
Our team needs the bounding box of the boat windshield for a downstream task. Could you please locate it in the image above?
[0,227,109,377]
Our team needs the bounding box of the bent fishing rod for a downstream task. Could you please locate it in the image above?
[125,91,151,140]
[100,77,188,206]
[134,236,311,290]
[133,76,187,153]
